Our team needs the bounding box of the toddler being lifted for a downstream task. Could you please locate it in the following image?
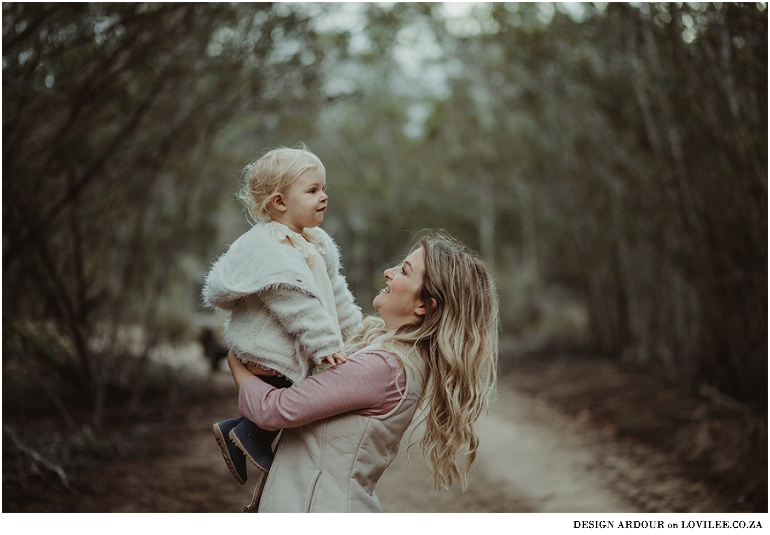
[202,145,362,485]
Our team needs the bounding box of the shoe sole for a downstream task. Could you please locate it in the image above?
[212,424,247,485]
[229,429,270,473]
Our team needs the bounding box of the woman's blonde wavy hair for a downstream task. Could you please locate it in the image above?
[236,143,325,224]
[346,231,499,491]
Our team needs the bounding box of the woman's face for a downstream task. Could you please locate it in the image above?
[373,247,428,331]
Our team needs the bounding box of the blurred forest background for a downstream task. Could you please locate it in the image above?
[3,1,767,507]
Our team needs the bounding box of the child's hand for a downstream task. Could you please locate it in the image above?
[317,352,347,368]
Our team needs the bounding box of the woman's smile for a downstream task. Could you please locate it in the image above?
[372,247,426,330]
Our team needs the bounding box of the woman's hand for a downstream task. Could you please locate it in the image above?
[227,352,256,390]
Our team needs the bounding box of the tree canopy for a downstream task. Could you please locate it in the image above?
[4,2,766,416]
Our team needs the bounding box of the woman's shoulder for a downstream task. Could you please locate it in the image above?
[348,349,401,374]
[346,349,418,400]
[351,347,398,360]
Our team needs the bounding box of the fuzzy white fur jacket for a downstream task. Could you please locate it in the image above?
[202,222,362,383]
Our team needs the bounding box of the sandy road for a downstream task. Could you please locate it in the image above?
[195,364,636,513]
[376,377,638,513]
[14,343,728,514]
[45,347,727,513]
[158,341,731,514]
[376,375,729,513]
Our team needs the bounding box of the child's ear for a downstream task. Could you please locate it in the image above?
[270,193,287,213]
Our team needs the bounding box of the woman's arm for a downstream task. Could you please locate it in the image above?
[235,350,405,431]
[227,352,279,388]
[228,351,256,389]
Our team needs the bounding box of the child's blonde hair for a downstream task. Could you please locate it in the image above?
[236,144,325,223]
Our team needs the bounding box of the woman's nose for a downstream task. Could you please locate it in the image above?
[384,267,393,279]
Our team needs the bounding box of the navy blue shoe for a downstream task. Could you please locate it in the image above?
[213,417,248,485]
[229,418,276,473]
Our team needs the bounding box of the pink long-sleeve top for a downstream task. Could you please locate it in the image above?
[238,350,407,431]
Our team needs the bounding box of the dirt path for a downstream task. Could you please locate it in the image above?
[96,379,725,512]
[377,375,731,513]
[380,387,637,512]
[5,353,738,513]
[376,381,631,512]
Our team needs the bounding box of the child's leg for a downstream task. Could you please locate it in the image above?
[229,375,292,472]
[212,417,249,485]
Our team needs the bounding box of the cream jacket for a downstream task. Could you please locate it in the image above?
[202,222,362,383]
[256,351,424,513]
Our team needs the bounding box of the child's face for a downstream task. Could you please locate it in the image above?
[273,167,328,233]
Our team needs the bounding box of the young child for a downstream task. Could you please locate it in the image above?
[202,145,362,485]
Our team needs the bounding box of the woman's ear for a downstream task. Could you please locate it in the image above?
[415,297,438,317]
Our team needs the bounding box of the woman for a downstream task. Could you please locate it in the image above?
[227,232,499,512]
